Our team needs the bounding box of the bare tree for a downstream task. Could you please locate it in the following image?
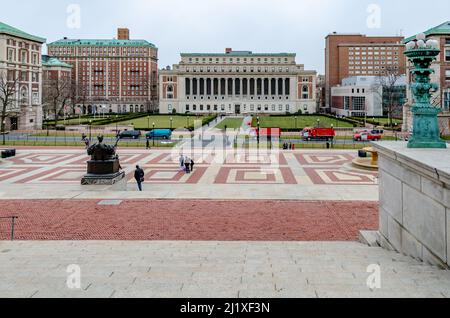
[42,74,72,124]
[372,65,407,128]
[0,71,19,145]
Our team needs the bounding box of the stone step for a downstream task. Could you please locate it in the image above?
[1,241,449,298]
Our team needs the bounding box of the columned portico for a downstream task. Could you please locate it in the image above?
[159,49,317,114]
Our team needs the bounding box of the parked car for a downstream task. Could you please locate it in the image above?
[146,129,172,140]
[302,128,335,141]
[119,130,141,139]
[353,129,383,141]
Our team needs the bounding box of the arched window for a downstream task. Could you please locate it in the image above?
[20,86,28,103]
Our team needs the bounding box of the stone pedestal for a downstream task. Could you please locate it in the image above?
[81,159,125,185]
[373,141,450,268]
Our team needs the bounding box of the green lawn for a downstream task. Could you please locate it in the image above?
[253,116,354,129]
[0,140,177,148]
[352,117,403,126]
[45,115,131,126]
[215,118,244,130]
[117,115,210,130]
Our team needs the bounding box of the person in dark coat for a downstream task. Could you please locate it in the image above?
[184,158,191,174]
[190,158,195,172]
[134,165,145,191]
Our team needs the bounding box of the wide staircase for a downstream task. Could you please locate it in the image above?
[0,241,449,298]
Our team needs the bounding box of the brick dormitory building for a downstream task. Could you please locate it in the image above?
[47,28,158,115]
[325,33,406,116]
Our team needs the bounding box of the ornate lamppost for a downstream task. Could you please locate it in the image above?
[404,33,446,148]
[152,122,155,147]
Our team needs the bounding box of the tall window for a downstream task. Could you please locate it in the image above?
[444,92,450,111]
[167,85,174,99]
[302,85,309,99]
[185,78,191,95]
[446,50,450,62]
[285,78,290,95]
[352,96,366,111]
[344,97,350,110]
[7,49,14,62]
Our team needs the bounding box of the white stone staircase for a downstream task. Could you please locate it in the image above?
[0,241,449,298]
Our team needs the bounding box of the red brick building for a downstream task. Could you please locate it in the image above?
[42,55,73,119]
[325,33,405,113]
[47,28,158,115]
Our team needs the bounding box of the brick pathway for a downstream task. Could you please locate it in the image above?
[0,199,378,241]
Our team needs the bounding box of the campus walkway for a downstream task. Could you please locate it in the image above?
[1,241,450,298]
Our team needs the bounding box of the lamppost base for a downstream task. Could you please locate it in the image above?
[408,139,447,149]
[407,107,447,149]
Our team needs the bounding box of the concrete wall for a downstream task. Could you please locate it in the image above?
[374,142,450,268]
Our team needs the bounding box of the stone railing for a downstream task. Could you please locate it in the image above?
[373,141,450,268]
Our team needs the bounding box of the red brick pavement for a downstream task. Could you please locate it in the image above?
[0,200,378,241]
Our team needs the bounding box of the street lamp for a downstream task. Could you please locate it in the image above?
[152,122,155,146]
[295,116,298,129]
[257,120,261,145]
[317,119,320,128]
[115,115,119,136]
[147,115,150,131]
[45,115,49,137]
[89,120,92,141]
[394,122,398,141]
[170,117,173,130]
[187,116,190,129]
[2,119,6,145]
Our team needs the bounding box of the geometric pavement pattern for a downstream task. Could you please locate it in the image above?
[0,149,378,186]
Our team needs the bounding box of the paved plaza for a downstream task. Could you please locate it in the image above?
[0,147,378,201]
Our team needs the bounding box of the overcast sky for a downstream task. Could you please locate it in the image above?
[2,0,450,73]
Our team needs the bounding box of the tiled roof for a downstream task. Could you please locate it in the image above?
[0,21,46,43]
[181,51,295,58]
[42,55,72,68]
[404,21,450,42]
[48,38,156,48]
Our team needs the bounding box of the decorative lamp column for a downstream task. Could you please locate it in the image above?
[404,33,446,149]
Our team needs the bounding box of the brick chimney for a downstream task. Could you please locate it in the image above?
[225,48,233,54]
[118,28,130,40]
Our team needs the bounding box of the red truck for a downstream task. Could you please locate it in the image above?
[353,129,383,142]
[302,127,335,141]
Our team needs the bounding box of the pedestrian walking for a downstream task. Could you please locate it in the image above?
[146,139,150,150]
[190,157,195,172]
[134,165,145,191]
[184,157,191,174]
[179,154,185,171]
[84,138,90,149]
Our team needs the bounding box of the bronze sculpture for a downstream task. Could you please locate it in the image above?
[87,135,118,161]
[81,135,125,185]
